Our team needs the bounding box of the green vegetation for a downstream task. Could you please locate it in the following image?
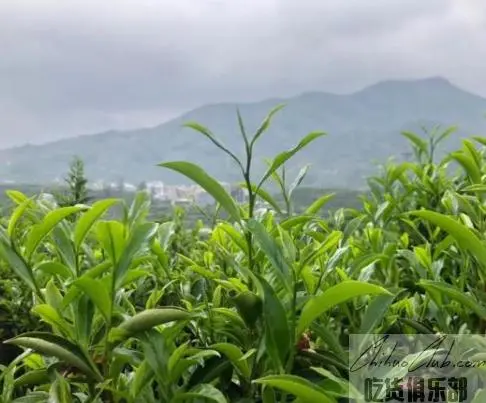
[55,156,92,208]
[2,105,486,401]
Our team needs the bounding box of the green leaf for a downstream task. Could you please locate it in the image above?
[6,190,29,205]
[289,164,310,198]
[254,375,333,403]
[311,367,363,400]
[401,131,428,156]
[209,343,251,379]
[4,332,102,381]
[158,221,176,250]
[359,294,396,334]
[11,392,50,402]
[450,151,482,184]
[31,304,72,336]
[258,131,326,188]
[183,121,244,173]
[0,238,37,293]
[216,223,248,253]
[131,360,154,398]
[158,161,241,222]
[35,261,73,279]
[186,356,231,389]
[48,373,72,403]
[172,384,228,403]
[8,197,35,238]
[114,222,158,288]
[304,193,335,215]
[297,280,392,335]
[14,369,50,388]
[109,308,192,342]
[73,198,119,251]
[419,280,486,319]
[247,219,292,291]
[408,210,486,269]
[96,220,126,264]
[61,261,112,309]
[75,294,95,348]
[357,294,396,354]
[73,277,112,322]
[250,104,286,148]
[24,206,85,261]
[254,274,291,372]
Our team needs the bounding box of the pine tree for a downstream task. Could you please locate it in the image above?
[58,156,91,207]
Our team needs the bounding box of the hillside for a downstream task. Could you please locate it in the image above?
[1,76,486,188]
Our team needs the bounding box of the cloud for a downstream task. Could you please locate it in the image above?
[0,0,485,147]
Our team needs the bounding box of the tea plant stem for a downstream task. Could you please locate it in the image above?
[243,139,256,273]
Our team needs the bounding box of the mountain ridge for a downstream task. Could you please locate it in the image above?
[1,76,486,188]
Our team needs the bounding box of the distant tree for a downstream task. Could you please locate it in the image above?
[57,156,92,207]
[115,177,125,195]
[137,181,147,191]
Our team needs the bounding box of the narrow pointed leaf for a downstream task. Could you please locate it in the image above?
[74,277,112,322]
[96,220,126,264]
[210,343,251,379]
[4,332,102,381]
[258,131,326,188]
[172,384,227,403]
[247,219,292,291]
[304,193,335,215]
[109,308,192,342]
[250,104,286,148]
[254,375,333,403]
[409,210,486,268]
[74,198,119,251]
[297,280,391,335]
[114,222,158,287]
[24,206,85,261]
[158,161,241,222]
[254,274,291,372]
[35,261,73,279]
[183,121,243,171]
[0,238,37,292]
[419,280,486,319]
[8,197,35,238]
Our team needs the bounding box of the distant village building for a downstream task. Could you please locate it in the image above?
[230,184,248,203]
[88,178,248,206]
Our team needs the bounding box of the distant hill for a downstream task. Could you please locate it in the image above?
[1,76,486,188]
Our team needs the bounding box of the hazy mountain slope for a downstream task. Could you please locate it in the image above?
[1,77,485,188]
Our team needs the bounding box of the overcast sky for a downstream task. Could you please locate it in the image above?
[1,0,485,148]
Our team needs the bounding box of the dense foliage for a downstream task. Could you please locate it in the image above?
[2,106,486,402]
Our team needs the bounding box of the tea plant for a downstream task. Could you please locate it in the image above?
[2,106,486,402]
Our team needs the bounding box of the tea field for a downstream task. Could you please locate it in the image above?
[1,108,486,402]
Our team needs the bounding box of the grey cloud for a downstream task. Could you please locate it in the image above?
[0,0,485,147]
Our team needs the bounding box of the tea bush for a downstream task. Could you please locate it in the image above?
[2,107,486,402]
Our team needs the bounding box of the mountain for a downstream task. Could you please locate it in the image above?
[1,76,486,188]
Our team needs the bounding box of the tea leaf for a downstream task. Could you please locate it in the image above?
[297,280,392,335]
[24,206,85,261]
[254,375,333,403]
[74,198,119,251]
[4,332,102,381]
[409,210,486,269]
[109,308,192,342]
[159,161,241,222]
[73,277,112,322]
[258,131,326,188]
